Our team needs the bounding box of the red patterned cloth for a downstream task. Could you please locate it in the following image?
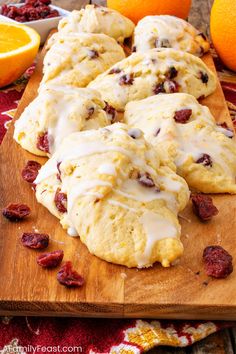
[0,317,234,353]
[0,56,236,353]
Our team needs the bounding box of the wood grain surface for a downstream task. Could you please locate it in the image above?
[0,38,236,319]
[1,0,236,352]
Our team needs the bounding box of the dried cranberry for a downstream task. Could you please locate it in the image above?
[203,246,233,279]
[154,128,161,136]
[191,194,219,221]
[167,80,179,93]
[38,0,51,5]
[2,0,56,22]
[15,16,26,22]
[138,172,155,188]
[21,232,49,249]
[198,95,205,100]
[154,81,179,94]
[27,8,40,20]
[25,0,38,5]
[6,10,14,19]
[37,5,50,17]
[217,122,234,138]
[154,82,165,94]
[1,4,9,16]
[200,71,209,84]
[56,162,62,181]
[21,6,32,15]
[88,50,99,59]
[45,10,59,18]
[108,68,121,75]
[57,261,85,288]
[22,160,41,184]
[167,67,178,80]
[104,102,117,123]
[196,153,212,167]
[174,109,192,124]
[87,107,95,119]
[2,203,31,222]
[54,188,67,213]
[37,250,64,268]
[37,132,49,153]
[119,74,134,86]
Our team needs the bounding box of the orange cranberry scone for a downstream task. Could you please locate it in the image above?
[133,15,210,56]
[124,93,236,194]
[40,33,125,89]
[14,86,113,157]
[58,4,135,44]
[34,123,190,268]
[88,48,217,111]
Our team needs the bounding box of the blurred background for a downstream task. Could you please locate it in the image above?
[0,0,214,35]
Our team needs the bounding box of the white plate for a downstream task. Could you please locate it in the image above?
[0,3,70,44]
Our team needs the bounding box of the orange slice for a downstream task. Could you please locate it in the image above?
[0,22,40,87]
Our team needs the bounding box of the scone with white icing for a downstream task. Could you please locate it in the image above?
[88,48,217,111]
[133,15,210,56]
[40,33,125,89]
[125,93,236,194]
[14,86,113,157]
[34,123,190,268]
[58,4,135,44]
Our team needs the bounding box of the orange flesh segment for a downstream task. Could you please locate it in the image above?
[0,24,31,53]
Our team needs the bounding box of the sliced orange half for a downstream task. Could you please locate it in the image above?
[0,22,40,88]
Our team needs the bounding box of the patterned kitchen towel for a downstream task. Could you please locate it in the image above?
[0,317,234,353]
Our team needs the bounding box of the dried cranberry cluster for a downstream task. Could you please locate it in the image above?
[1,0,59,23]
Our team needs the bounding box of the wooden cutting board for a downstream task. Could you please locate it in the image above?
[1,46,236,319]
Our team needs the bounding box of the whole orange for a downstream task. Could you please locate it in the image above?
[107,0,192,24]
[211,0,236,72]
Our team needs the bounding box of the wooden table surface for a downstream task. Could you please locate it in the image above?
[1,0,236,352]
[52,1,236,353]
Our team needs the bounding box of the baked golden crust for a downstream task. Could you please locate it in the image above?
[35,124,190,268]
[14,86,110,156]
[88,48,217,110]
[41,33,125,88]
[133,15,210,56]
[58,4,135,44]
[125,93,236,194]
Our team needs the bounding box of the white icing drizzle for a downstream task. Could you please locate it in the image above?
[68,179,112,209]
[108,199,137,212]
[175,125,235,177]
[83,192,104,198]
[35,138,156,184]
[114,178,179,213]
[216,125,234,138]
[67,227,79,237]
[98,163,117,176]
[126,95,236,194]
[34,158,58,184]
[158,175,182,192]
[128,128,143,139]
[34,124,189,269]
[134,15,203,54]
[137,211,179,267]
[115,179,159,202]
